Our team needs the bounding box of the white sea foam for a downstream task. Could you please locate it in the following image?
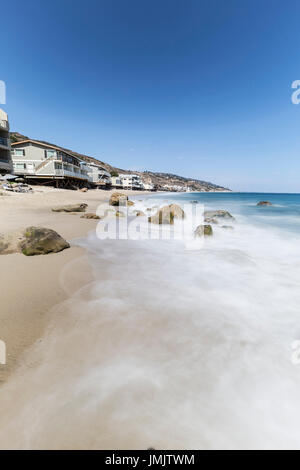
[0,196,300,449]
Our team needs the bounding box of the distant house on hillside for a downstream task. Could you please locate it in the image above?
[0,109,12,175]
[11,140,92,188]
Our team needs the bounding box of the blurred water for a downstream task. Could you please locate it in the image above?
[0,193,300,449]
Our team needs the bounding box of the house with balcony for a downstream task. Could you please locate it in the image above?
[111,175,123,188]
[11,140,92,188]
[0,109,12,174]
[81,162,111,188]
[119,174,144,190]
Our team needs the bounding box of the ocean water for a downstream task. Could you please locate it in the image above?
[0,192,300,449]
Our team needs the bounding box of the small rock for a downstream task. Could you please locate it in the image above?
[80,188,88,192]
[257,201,272,206]
[115,210,125,217]
[194,224,213,237]
[204,210,235,220]
[52,203,88,213]
[80,213,101,219]
[221,225,234,230]
[134,210,146,217]
[204,217,219,224]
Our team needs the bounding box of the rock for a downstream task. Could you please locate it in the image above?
[204,210,235,220]
[134,210,146,217]
[115,210,125,217]
[169,204,185,219]
[20,227,70,256]
[204,217,219,224]
[148,204,185,225]
[221,225,234,230]
[80,213,101,219]
[80,188,88,192]
[127,200,135,207]
[257,201,272,206]
[109,192,129,206]
[52,203,88,213]
[148,205,175,225]
[194,224,213,237]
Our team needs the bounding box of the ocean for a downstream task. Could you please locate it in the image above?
[0,192,300,449]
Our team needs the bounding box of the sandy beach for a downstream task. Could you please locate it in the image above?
[0,187,145,382]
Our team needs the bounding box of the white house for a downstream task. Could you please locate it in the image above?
[11,140,91,188]
[119,174,143,190]
[0,109,12,174]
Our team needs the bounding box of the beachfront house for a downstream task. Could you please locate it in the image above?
[111,175,123,188]
[119,174,144,190]
[82,162,111,188]
[0,109,12,175]
[11,140,91,188]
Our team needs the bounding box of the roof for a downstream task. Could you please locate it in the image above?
[11,139,82,162]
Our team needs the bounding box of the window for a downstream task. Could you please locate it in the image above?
[14,163,26,170]
[45,149,57,158]
[12,149,25,156]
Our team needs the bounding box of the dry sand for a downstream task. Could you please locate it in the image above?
[0,187,146,382]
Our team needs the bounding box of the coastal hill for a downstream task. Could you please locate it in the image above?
[10,132,230,192]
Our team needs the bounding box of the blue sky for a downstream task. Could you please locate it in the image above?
[1,0,300,191]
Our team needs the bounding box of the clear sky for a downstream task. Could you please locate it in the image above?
[1,0,300,192]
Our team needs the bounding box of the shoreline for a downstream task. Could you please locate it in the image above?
[0,187,149,383]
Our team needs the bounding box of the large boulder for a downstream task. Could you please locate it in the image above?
[148,204,185,225]
[204,210,235,220]
[52,203,88,213]
[257,201,272,206]
[148,205,175,225]
[169,204,185,219]
[109,192,134,207]
[194,224,213,237]
[20,227,70,256]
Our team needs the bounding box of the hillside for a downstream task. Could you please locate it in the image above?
[10,132,230,192]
